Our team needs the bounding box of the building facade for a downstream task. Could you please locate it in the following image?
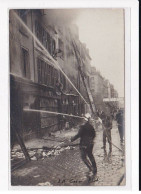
[10,9,92,142]
[90,66,119,115]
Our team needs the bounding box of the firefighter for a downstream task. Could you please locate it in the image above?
[70,113,97,174]
[116,109,124,143]
[102,115,112,152]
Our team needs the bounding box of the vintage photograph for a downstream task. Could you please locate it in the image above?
[10,8,125,186]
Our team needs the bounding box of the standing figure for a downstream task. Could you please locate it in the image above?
[100,111,107,150]
[116,109,124,143]
[71,114,97,174]
[102,116,112,152]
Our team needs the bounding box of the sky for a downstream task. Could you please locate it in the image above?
[73,9,124,97]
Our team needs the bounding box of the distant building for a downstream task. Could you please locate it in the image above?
[90,66,119,114]
[90,67,105,111]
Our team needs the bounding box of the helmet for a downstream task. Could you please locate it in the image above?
[85,113,91,118]
[84,113,91,121]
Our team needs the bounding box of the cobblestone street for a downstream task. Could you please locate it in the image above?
[11,121,125,186]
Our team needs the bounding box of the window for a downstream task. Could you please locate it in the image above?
[60,73,66,90]
[48,65,51,85]
[52,39,56,56]
[47,33,52,54]
[37,58,58,87]
[46,64,50,85]
[37,58,46,84]
[35,21,40,39]
[58,39,64,59]
[42,29,46,48]
[21,48,30,78]
[53,69,58,86]
[39,26,43,43]
[50,66,53,86]
[44,64,48,85]
[45,31,49,51]
[18,10,28,24]
[37,58,42,83]
[41,60,45,84]
[35,21,56,56]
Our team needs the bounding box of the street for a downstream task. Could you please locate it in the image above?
[11,121,125,186]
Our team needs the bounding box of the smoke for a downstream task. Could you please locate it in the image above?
[42,9,80,26]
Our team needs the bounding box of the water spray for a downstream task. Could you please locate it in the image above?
[12,10,88,105]
[23,108,85,119]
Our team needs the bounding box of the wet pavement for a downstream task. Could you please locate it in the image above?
[11,121,125,186]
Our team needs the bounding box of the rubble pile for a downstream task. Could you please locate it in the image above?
[11,149,25,160]
[11,145,75,162]
[30,145,75,160]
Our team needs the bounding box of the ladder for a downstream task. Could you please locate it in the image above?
[71,40,96,116]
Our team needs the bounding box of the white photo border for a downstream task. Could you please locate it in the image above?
[0,0,139,192]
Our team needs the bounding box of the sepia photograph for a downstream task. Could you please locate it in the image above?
[10,8,126,187]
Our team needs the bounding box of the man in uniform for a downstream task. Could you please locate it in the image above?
[102,115,112,152]
[116,109,124,143]
[70,113,97,174]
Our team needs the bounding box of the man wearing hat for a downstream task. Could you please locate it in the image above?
[70,113,97,174]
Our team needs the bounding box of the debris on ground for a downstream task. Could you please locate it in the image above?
[37,181,53,186]
[31,156,37,161]
[11,143,76,164]
[65,146,71,150]
[33,175,40,178]
[11,127,79,168]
